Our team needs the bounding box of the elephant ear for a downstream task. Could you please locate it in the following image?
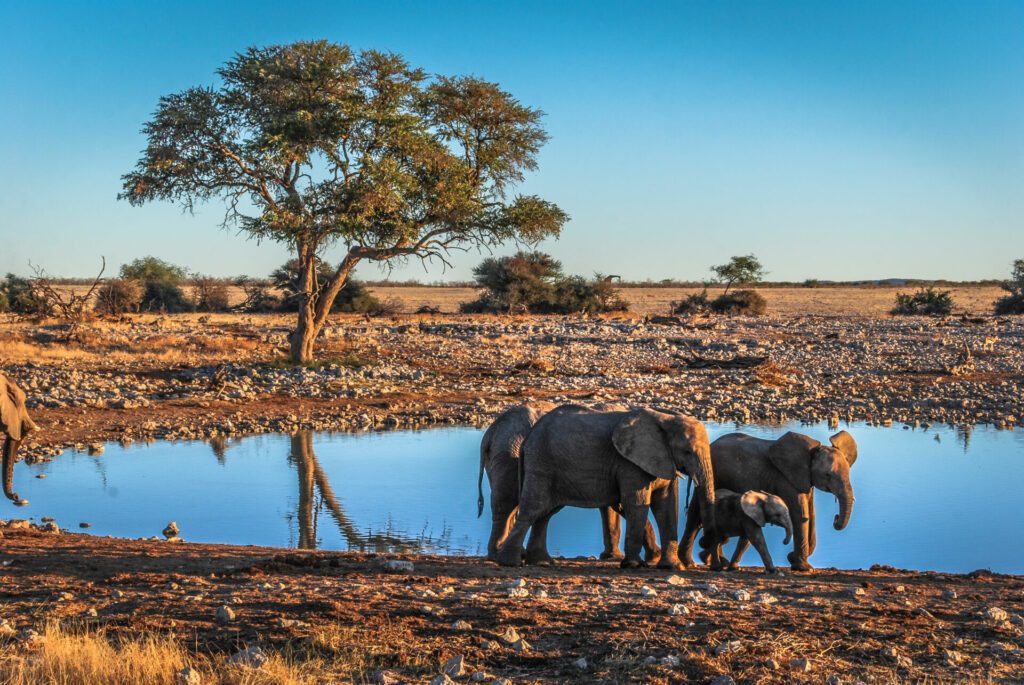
[829,430,858,466]
[612,409,676,481]
[739,491,767,527]
[767,432,819,493]
[0,378,25,442]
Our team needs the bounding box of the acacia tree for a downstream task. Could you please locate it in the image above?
[711,254,766,294]
[121,41,567,362]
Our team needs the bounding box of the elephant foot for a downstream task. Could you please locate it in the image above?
[495,548,524,567]
[619,558,647,569]
[526,551,555,566]
[657,559,683,571]
[698,550,712,565]
[680,558,697,570]
[787,552,813,572]
[726,564,740,572]
[599,550,625,561]
[764,567,780,575]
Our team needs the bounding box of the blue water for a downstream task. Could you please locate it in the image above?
[7,422,1024,574]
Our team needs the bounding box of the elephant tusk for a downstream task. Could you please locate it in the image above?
[675,470,686,480]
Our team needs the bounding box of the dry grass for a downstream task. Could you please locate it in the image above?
[0,622,432,685]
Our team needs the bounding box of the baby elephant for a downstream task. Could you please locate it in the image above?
[695,489,793,574]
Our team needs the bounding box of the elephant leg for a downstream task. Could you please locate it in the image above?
[728,537,750,571]
[807,491,817,555]
[620,502,650,568]
[599,507,624,560]
[496,485,549,567]
[678,495,702,568]
[649,482,681,570]
[708,536,730,571]
[745,527,775,574]
[785,493,813,572]
[643,518,662,565]
[487,504,518,560]
[525,506,562,565]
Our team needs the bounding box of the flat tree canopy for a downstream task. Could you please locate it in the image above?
[121,41,567,362]
[711,254,766,294]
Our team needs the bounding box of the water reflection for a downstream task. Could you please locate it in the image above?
[8,423,1024,573]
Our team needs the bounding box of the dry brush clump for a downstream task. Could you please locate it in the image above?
[891,287,954,315]
[670,288,767,316]
[994,258,1024,315]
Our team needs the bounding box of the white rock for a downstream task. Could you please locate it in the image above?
[668,604,690,616]
[507,587,529,598]
[666,574,687,586]
[985,606,1009,623]
[511,638,531,653]
[713,640,741,656]
[732,589,751,602]
[573,657,588,670]
[175,667,203,685]
[451,620,472,630]
[214,605,235,624]
[661,654,681,667]
[228,647,267,668]
[383,559,415,573]
[443,655,466,678]
[499,627,522,645]
[640,586,658,597]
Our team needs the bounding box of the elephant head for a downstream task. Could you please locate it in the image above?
[612,408,716,536]
[740,490,794,544]
[768,430,857,530]
[1,375,38,506]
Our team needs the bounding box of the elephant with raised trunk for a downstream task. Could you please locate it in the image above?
[680,430,857,571]
[1,375,39,506]
[495,405,716,570]
[478,402,659,562]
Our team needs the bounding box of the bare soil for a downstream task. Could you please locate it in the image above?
[1,528,1021,683]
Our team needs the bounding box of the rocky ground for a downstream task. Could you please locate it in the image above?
[1,525,1022,684]
[0,311,1020,461]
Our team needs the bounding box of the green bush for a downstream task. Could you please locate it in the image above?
[94,279,143,314]
[670,290,711,315]
[120,256,187,284]
[709,289,767,316]
[141,281,193,313]
[994,259,1024,315]
[271,259,382,314]
[461,253,628,314]
[891,287,954,316]
[0,274,48,315]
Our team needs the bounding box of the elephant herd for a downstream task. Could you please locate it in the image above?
[478,402,857,572]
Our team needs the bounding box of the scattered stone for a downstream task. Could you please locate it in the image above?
[510,638,531,653]
[175,667,203,685]
[507,587,530,598]
[640,585,658,597]
[214,605,235,624]
[661,654,681,667]
[163,521,180,540]
[765,658,780,670]
[41,522,59,534]
[470,672,487,682]
[381,559,415,573]
[894,585,906,593]
[498,627,522,645]
[503,578,527,589]
[849,587,866,597]
[83,607,98,617]
[17,628,42,644]
[666,574,687,586]
[57,591,74,601]
[451,620,472,630]
[984,606,1009,623]
[732,589,751,602]
[443,655,466,678]
[709,676,735,685]
[369,670,399,685]
[87,443,105,455]
[573,657,588,670]
[944,649,963,666]
[790,658,811,672]
[942,589,957,600]
[0,620,15,637]
[758,592,778,605]
[493,679,513,685]
[228,646,267,668]
[668,604,690,616]
[713,640,741,656]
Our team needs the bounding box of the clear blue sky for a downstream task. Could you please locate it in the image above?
[1,1,1021,281]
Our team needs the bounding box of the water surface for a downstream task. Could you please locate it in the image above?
[9,422,1024,574]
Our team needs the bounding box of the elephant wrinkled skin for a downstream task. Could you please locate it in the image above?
[1,374,39,506]
[681,430,857,571]
[478,402,659,562]
[496,405,716,570]
[694,489,793,574]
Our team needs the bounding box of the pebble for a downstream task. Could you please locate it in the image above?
[499,627,522,645]
[640,585,658,597]
[381,559,414,573]
[228,646,267,668]
[430,676,455,685]
[214,605,235,624]
[573,657,588,670]
[369,669,399,684]
[790,658,811,672]
[175,667,203,685]
[450,620,472,630]
[984,606,1009,623]
[442,655,466,678]
[732,589,751,602]
[470,672,487,682]
[713,640,741,656]
[668,604,690,616]
[709,676,735,685]
[666,575,687,586]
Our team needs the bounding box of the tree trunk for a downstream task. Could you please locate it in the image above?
[286,249,361,364]
[290,309,317,364]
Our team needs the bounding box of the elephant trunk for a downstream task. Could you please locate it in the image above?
[780,509,793,545]
[833,481,854,530]
[693,445,717,540]
[3,437,22,504]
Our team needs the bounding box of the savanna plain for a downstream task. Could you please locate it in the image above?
[1,284,1022,684]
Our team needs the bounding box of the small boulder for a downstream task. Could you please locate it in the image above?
[640,586,657,597]
[668,604,690,616]
[443,655,466,678]
[573,657,588,670]
[175,667,203,685]
[214,605,235,624]
[450,620,472,630]
[228,646,267,668]
[430,676,455,685]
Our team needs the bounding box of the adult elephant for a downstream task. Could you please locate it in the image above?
[495,405,715,570]
[680,430,857,571]
[477,402,659,561]
[2,374,39,506]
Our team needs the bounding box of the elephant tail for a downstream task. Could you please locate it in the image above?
[477,431,490,518]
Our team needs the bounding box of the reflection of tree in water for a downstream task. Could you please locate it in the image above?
[209,436,228,465]
[288,431,450,553]
[957,425,973,452]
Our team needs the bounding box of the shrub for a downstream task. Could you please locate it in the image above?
[235,277,281,312]
[711,254,766,293]
[119,256,187,284]
[0,290,7,313]
[994,259,1024,315]
[192,277,231,312]
[271,259,382,314]
[94,279,143,314]
[891,287,954,316]
[709,289,767,316]
[461,253,628,314]
[670,290,711,315]
[0,273,49,315]
[141,281,193,313]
